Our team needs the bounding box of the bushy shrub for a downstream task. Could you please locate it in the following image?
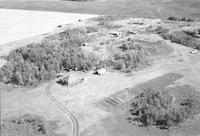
[85,26,98,33]
[0,28,99,86]
[43,28,88,47]
[130,88,198,129]
[147,26,170,39]
[120,40,142,51]
[111,39,147,71]
[98,21,121,29]
[94,15,122,29]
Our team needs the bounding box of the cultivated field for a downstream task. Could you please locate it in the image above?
[0,0,200,21]
[0,9,96,45]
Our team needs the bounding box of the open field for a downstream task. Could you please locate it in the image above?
[0,9,96,45]
[0,0,200,21]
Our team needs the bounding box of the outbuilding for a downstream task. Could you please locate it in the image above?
[109,31,122,37]
[94,68,107,75]
[57,73,85,86]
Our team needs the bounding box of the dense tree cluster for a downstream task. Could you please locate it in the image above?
[129,88,198,129]
[0,28,99,86]
[112,39,147,70]
[113,51,145,70]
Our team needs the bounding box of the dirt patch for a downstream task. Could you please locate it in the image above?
[1,114,63,136]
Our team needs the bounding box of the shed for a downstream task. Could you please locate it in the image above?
[94,68,106,75]
[109,31,122,37]
[57,73,84,86]
[127,30,136,34]
[57,25,62,28]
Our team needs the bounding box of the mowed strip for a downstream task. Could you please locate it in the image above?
[46,81,79,136]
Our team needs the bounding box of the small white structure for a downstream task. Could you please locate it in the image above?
[95,68,106,75]
[127,30,136,34]
[109,31,122,37]
[83,77,88,81]
[188,49,198,54]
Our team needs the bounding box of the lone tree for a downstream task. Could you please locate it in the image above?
[129,88,197,129]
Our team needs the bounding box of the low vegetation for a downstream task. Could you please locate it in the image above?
[147,26,169,38]
[129,87,200,129]
[0,28,100,87]
[1,114,58,136]
[165,31,200,50]
[85,26,98,33]
[94,15,124,29]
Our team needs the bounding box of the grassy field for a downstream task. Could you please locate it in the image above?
[0,0,200,20]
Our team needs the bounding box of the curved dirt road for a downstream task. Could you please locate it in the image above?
[46,81,79,136]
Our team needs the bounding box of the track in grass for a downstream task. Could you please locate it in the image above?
[46,81,79,136]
